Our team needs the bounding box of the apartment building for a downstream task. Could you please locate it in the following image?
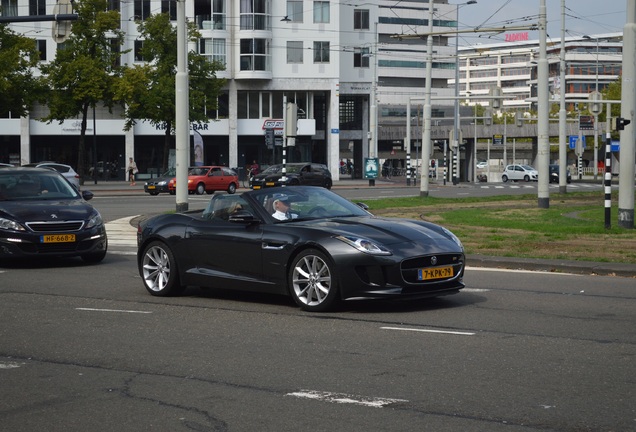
[1,0,465,180]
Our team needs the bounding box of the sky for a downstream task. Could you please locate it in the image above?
[455,0,627,47]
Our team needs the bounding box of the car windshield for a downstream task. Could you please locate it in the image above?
[248,186,370,222]
[0,171,81,201]
[261,164,303,174]
[188,167,210,176]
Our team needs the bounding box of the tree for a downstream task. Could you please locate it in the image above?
[0,23,43,117]
[39,0,124,184]
[113,13,226,171]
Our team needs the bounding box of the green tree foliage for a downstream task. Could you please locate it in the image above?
[600,77,621,123]
[0,24,43,117]
[39,0,124,184]
[113,13,226,171]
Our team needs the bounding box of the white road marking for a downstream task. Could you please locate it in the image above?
[462,288,490,292]
[466,266,581,276]
[286,390,407,408]
[0,362,22,369]
[381,326,475,336]
[76,308,152,314]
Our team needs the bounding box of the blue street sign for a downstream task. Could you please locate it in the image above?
[568,135,586,149]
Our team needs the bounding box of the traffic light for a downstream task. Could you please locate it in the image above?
[615,117,631,131]
[491,87,502,109]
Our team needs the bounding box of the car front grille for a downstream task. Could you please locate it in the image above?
[400,253,464,284]
[25,221,85,232]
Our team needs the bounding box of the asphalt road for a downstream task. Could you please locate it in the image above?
[1,255,634,431]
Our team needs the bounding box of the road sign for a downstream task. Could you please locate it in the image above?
[569,135,586,150]
[579,115,594,130]
[492,134,504,145]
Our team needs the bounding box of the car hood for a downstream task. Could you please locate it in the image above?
[0,199,96,222]
[147,176,174,183]
[293,216,461,248]
[254,173,297,181]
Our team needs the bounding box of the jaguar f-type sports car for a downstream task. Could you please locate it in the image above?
[137,186,465,312]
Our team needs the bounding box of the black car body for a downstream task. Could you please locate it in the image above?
[251,163,332,189]
[549,164,572,183]
[0,167,108,263]
[137,186,464,311]
[144,168,176,195]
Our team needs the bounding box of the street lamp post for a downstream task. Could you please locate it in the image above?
[583,35,600,180]
[452,1,477,186]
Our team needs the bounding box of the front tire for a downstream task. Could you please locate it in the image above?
[524,175,530,182]
[196,183,206,195]
[289,249,339,312]
[140,241,183,296]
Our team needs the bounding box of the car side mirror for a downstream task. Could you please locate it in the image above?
[82,190,94,201]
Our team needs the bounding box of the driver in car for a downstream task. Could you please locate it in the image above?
[271,194,298,220]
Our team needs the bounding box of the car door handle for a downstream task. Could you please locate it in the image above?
[262,242,286,251]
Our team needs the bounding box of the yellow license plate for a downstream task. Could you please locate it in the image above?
[265,182,275,186]
[148,185,156,189]
[252,185,261,190]
[418,266,453,280]
[41,234,76,243]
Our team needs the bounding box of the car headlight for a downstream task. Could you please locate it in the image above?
[0,217,26,232]
[158,180,167,186]
[335,235,392,255]
[442,227,464,250]
[85,212,104,229]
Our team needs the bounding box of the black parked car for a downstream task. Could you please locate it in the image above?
[144,168,176,195]
[0,167,108,263]
[137,186,465,312]
[251,163,332,189]
[549,164,572,183]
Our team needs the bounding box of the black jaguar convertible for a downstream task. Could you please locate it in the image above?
[137,186,465,312]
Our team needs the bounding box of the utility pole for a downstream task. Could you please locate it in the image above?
[558,0,568,194]
[618,0,636,228]
[175,0,189,212]
[536,0,550,209]
[419,0,434,197]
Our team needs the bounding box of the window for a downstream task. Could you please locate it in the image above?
[107,0,119,11]
[161,0,177,20]
[134,40,145,62]
[200,38,226,67]
[29,0,45,15]
[35,40,47,61]
[213,0,225,29]
[108,38,121,68]
[287,0,303,22]
[287,41,303,64]
[240,0,269,30]
[339,96,362,130]
[313,1,329,23]
[1,0,18,16]
[354,47,369,68]
[313,41,329,63]
[240,38,269,71]
[354,9,369,30]
[134,0,151,20]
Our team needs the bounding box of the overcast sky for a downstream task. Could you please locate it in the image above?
[455,0,627,47]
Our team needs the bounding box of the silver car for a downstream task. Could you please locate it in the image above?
[23,162,81,190]
[502,164,538,182]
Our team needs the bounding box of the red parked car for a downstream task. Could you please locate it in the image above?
[168,166,239,195]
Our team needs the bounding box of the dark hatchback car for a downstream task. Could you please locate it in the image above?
[549,164,572,183]
[251,163,332,190]
[144,168,176,195]
[0,167,108,263]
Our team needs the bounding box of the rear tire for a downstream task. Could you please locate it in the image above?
[227,182,237,194]
[140,241,184,296]
[502,175,508,183]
